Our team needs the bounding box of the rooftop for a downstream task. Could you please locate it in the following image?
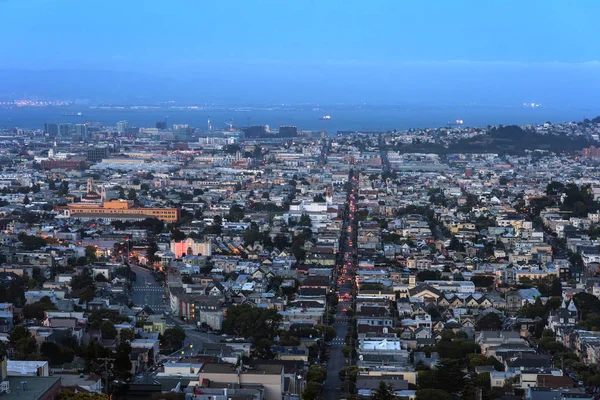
[2,376,60,400]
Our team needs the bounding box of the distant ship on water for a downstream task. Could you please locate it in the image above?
[448,119,464,126]
[63,111,84,116]
[319,115,331,120]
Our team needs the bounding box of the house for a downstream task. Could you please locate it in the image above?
[135,305,155,323]
[271,345,309,362]
[407,285,442,302]
[197,363,284,400]
[142,315,166,335]
[547,298,578,332]
[414,327,432,339]
[130,338,160,365]
[57,373,103,394]
[475,331,526,354]
[505,291,523,313]
[194,297,224,331]
[526,387,592,400]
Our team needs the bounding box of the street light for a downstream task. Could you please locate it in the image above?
[188,343,194,373]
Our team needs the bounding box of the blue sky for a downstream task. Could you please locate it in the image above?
[1,0,599,105]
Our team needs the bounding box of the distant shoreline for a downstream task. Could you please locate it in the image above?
[0,104,598,134]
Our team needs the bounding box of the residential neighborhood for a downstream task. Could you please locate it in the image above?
[0,118,599,400]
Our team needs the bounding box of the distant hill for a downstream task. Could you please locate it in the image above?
[446,125,591,155]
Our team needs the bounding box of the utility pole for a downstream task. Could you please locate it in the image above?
[97,356,115,394]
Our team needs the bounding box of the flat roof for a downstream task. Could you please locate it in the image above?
[2,376,60,400]
[7,360,48,375]
[201,363,283,375]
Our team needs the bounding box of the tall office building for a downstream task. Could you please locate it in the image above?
[44,123,59,136]
[156,121,167,130]
[242,125,267,138]
[278,126,298,138]
[116,120,129,134]
[87,146,110,162]
[58,123,71,137]
[173,124,192,141]
[75,124,88,137]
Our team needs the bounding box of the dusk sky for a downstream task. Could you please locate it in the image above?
[2,0,600,105]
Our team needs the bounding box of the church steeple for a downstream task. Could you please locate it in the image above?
[567,299,578,314]
[326,185,333,205]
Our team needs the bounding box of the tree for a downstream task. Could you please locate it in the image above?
[573,292,600,319]
[41,341,75,366]
[273,234,289,251]
[416,270,441,281]
[223,144,241,155]
[120,328,135,343]
[550,277,563,297]
[57,390,108,400]
[147,241,159,264]
[243,228,261,246]
[18,233,46,250]
[546,181,565,196]
[252,338,275,359]
[161,327,186,348]
[81,341,112,375]
[9,325,32,342]
[307,365,327,384]
[85,246,98,263]
[448,237,465,252]
[114,342,132,380]
[79,286,96,304]
[471,276,495,288]
[519,297,547,319]
[302,381,322,400]
[298,214,312,227]
[171,229,186,242]
[313,194,326,203]
[58,180,69,196]
[222,303,282,343]
[415,389,454,400]
[9,325,37,360]
[226,204,245,222]
[2,279,25,306]
[137,218,165,234]
[23,195,30,205]
[475,313,503,331]
[435,359,466,394]
[315,324,336,342]
[23,296,57,320]
[290,233,307,261]
[213,215,222,225]
[71,269,95,303]
[101,320,117,340]
[372,381,396,400]
[127,189,137,201]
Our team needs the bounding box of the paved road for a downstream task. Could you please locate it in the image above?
[130,264,167,313]
[164,315,221,348]
[323,309,349,399]
[323,171,358,400]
